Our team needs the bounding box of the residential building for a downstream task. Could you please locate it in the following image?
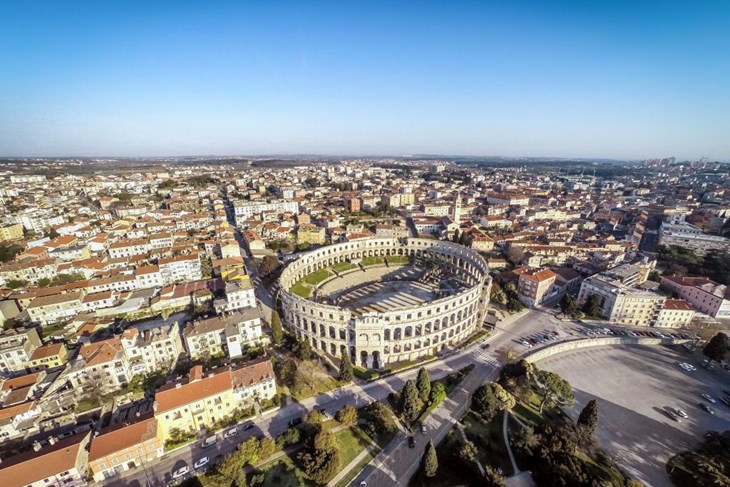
[517,268,557,307]
[121,322,184,377]
[230,357,277,405]
[28,342,69,372]
[183,309,263,360]
[153,365,237,441]
[107,238,152,259]
[578,273,666,327]
[88,416,163,482]
[0,223,24,241]
[660,276,730,319]
[158,253,202,285]
[0,328,42,377]
[233,200,299,223]
[0,432,92,487]
[0,258,57,285]
[656,299,695,328]
[297,225,326,246]
[26,291,85,326]
[214,280,256,314]
[70,338,132,392]
[658,221,730,255]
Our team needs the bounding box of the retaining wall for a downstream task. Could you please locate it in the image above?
[523,337,691,363]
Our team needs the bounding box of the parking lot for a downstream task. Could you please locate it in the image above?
[537,345,730,487]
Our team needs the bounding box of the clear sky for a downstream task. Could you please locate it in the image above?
[1,1,728,160]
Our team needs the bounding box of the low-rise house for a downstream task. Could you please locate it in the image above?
[214,280,256,313]
[230,357,277,405]
[81,290,119,312]
[0,327,42,378]
[0,431,92,487]
[28,342,68,372]
[660,276,730,319]
[158,253,202,284]
[656,299,695,328]
[183,309,263,360]
[107,238,152,259]
[88,415,163,482]
[26,291,85,326]
[517,268,557,307]
[153,365,237,441]
[134,265,164,290]
[70,338,132,393]
[121,322,184,377]
[0,258,57,285]
[0,400,42,442]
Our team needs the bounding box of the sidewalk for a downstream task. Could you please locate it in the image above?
[326,443,377,487]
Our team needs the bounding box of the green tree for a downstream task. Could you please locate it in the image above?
[536,370,575,413]
[457,439,478,465]
[294,338,313,361]
[399,379,422,422]
[271,310,283,345]
[490,283,507,305]
[703,332,728,365]
[259,255,280,277]
[5,279,27,290]
[258,437,277,459]
[577,399,599,437]
[416,367,431,403]
[361,401,397,440]
[422,440,439,478]
[429,382,447,405]
[471,383,516,421]
[452,229,460,244]
[335,405,357,425]
[47,228,60,239]
[582,294,602,317]
[484,465,507,487]
[298,430,341,484]
[0,244,24,263]
[559,294,578,317]
[339,350,354,382]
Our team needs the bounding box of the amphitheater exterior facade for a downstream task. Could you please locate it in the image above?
[278,237,491,369]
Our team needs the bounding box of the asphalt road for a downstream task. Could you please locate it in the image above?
[102,307,564,487]
[538,345,730,487]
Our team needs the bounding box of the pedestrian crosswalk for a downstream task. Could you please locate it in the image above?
[471,347,500,366]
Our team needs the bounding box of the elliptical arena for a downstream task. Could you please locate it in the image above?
[278,238,492,369]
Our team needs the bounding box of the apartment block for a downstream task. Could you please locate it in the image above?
[158,253,202,285]
[659,221,730,256]
[26,291,85,326]
[660,276,730,319]
[578,274,666,327]
[517,268,557,308]
[121,322,184,376]
[0,327,42,377]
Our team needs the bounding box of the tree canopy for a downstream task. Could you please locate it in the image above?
[703,332,728,364]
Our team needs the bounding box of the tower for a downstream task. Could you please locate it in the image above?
[452,192,462,223]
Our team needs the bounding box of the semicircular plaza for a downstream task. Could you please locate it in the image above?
[278,237,492,369]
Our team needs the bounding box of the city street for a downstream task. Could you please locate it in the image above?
[102,307,563,486]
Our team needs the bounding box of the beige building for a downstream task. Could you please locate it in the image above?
[26,291,85,326]
[88,416,163,482]
[517,268,557,307]
[0,327,42,377]
[0,223,24,241]
[0,432,91,487]
[297,225,326,246]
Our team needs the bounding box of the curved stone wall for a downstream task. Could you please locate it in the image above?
[523,336,691,363]
[279,237,491,369]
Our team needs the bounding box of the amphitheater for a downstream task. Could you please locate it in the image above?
[278,237,491,369]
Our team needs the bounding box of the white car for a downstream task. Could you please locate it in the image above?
[676,409,688,419]
[194,457,209,470]
[701,394,717,404]
[224,428,238,438]
[521,341,532,348]
[172,466,189,479]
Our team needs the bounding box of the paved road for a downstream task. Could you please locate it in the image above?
[102,308,563,487]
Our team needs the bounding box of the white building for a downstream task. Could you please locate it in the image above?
[214,280,256,313]
[158,253,202,284]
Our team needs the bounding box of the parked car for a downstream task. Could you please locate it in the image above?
[194,457,209,470]
[408,436,415,448]
[675,409,688,419]
[288,417,303,427]
[201,436,217,449]
[224,428,238,438]
[701,393,717,404]
[421,424,427,434]
[243,422,255,431]
[699,403,715,415]
[172,466,190,479]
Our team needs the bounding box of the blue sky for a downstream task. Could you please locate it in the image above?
[1,1,728,159]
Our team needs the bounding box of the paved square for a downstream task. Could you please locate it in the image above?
[537,345,730,487]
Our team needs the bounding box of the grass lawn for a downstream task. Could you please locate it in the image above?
[302,268,332,285]
[410,429,475,486]
[257,454,312,487]
[41,323,65,338]
[335,426,372,466]
[575,449,626,486]
[361,256,384,266]
[386,255,410,264]
[290,280,312,298]
[333,450,374,487]
[288,360,341,400]
[331,261,356,273]
[75,397,101,413]
[461,411,514,476]
[510,391,545,428]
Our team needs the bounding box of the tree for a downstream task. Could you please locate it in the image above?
[335,405,357,425]
[422,440,438,478]
[259,255,280,277]
[271,310,283,345]
[339,350,354,382]
[298,430,341,484]
[452,229,460,244]
[47,228,60,239]
[361,401,397,440]
[577,399,599,436]
[457,439,478,465]
[0,244,24,263]
[491,283,507,305]
[559,294,578,317]
[536,370,575,413]
[429,382,447,405]
[471,383,515,421]
[703,332,728,365]
[484,465,507,487]
[582,294,602,317]
[416,367,431,403]
[399,380,422,422]
[294,338,313,361]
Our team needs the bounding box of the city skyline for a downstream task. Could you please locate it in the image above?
[2,1,729,159]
